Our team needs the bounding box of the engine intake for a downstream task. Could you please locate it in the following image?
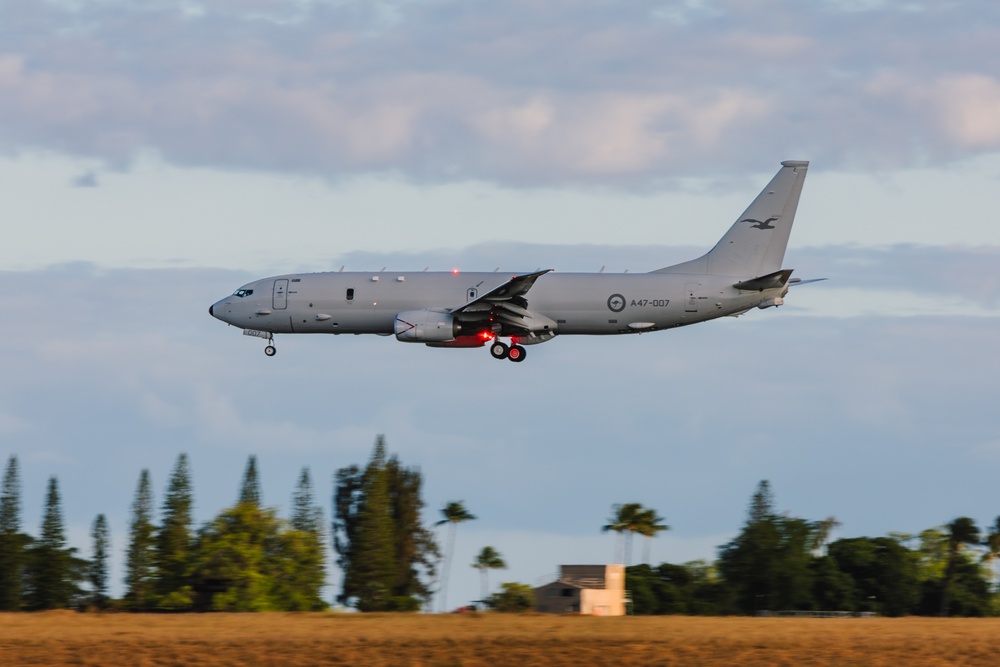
[394,310,458,343]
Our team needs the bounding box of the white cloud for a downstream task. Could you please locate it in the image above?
[2,2,999,183]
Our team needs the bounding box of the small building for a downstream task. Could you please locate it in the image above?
[534,564,626,616]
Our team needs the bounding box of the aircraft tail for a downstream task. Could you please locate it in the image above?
[653,160,809,278]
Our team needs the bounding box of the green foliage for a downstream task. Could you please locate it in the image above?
[24,477,86,609]
[291,467,323,535]
[487,582,534,612]
[283,469,327,610]
[89,514,111,608]
[941,517,981,616]
[387,456,439,604]
[626,561,733,615]
[191,502,327,611]
[125,469,156,609]
[350,442,396,610]
[827,537,920,616]
[717,481,821,613]
[334,436,439,610]
[603,503,669,565]
[436,499,476,611]
[0,455,26,610]
[239,455,261,506]
[473,546,507,601]
[155,454,194,606]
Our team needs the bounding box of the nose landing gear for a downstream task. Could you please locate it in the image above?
[489,340,526,363]
[263,334,277,357]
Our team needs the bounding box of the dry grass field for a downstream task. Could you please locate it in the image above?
[2,612,999,667]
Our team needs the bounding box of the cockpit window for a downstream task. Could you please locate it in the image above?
[234,289,254,298]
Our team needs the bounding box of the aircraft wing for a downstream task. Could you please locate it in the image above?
[453,270,551,314]
[450,269,556,337]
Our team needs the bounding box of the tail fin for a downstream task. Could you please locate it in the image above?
[653,160,809,278]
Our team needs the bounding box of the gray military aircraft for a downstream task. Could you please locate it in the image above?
[210,160,813,362]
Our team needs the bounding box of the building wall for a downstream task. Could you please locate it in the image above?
[534,564,625,616]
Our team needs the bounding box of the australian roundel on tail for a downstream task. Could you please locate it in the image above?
[210,161,821,362]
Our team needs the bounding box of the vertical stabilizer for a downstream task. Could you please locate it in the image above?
[654,160,809,277]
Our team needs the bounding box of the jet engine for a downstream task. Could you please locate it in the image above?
[394,310,458,343]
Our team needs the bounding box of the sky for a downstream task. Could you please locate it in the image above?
[2,0,1000,608]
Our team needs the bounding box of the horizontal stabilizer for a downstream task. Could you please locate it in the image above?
[733,269,793,291]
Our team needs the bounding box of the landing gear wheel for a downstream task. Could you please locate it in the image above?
[264,345,277,357]
[490,341,509,360]
[508,345,526,363]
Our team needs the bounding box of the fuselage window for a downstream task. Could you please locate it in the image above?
[234,289,253,298]
[346,288,355,301]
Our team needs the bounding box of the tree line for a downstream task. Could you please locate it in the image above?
[625,481,1000,617]
[0,453,327,611]
[2,444,999,615]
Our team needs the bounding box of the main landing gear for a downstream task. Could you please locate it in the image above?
[489,340,526,363]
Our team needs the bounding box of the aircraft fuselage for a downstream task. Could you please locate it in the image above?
[210,270,782,336]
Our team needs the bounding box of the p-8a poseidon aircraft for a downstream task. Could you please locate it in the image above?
[210,160,814,362]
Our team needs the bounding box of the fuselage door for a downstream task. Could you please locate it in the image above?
[273,279,288,310]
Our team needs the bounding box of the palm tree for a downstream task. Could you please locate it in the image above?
[940,516,980,616]
[435,501,476,612]
[472,546,506,604]
[636,508,669,565]
[602,503,644,565]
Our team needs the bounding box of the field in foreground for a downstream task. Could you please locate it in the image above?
[2,612,999,667]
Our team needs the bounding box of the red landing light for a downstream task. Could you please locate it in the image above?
[452,268,460,275]
[479,330,495,342]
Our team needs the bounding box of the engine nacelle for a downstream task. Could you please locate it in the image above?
[394,310,457,343]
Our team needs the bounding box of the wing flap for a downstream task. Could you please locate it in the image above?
[453,269,552,314]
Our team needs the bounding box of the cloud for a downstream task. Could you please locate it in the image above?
[2,2,1000,185]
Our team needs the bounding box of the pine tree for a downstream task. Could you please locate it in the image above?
[239,455,261,506]
[291,467,322,535]
[386,455,439,604]
[125,469,156,608]
[334,436,438,611]
[25,477,80,609]
[351,439,396,610]
[0,455,26,610]
[89,514,110,608]
[717,480,822,613]
[286,467,327,611]
[155,454,194,607]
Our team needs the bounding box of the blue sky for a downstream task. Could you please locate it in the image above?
[2,0,1000,607]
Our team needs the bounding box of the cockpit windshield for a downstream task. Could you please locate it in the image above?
[234,289,254,298]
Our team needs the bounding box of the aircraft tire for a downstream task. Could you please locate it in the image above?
[508,345,526,362]
[490,342,509,360]
[265,345,277,357]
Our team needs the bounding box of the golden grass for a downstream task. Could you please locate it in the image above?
[2,612,999,667]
